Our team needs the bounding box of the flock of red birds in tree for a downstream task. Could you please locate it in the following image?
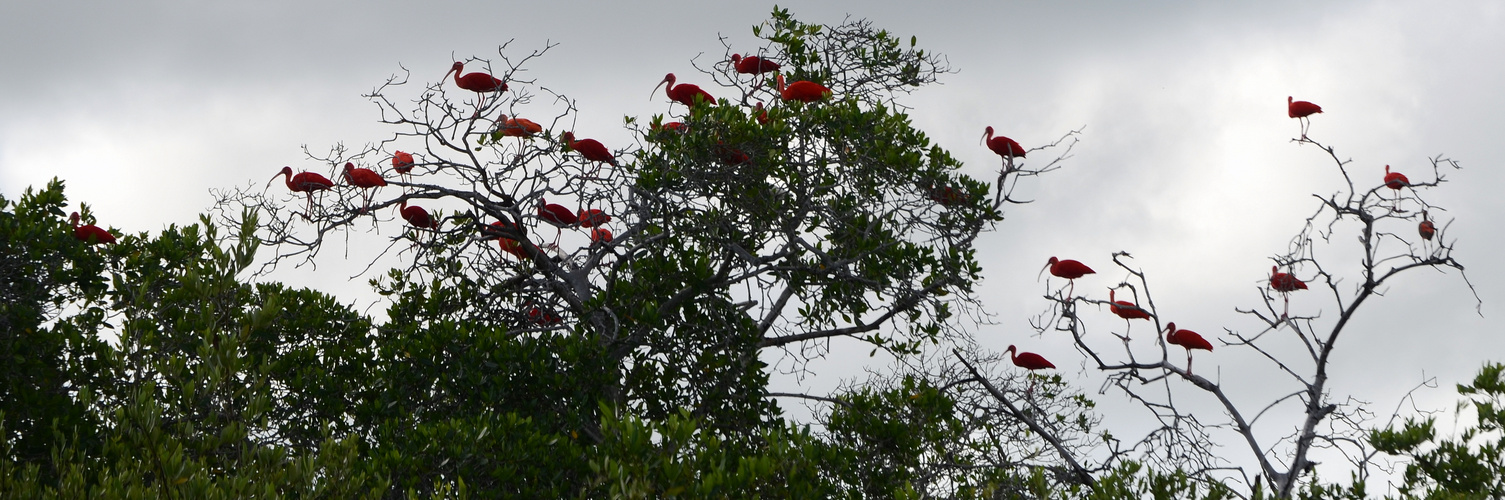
[252,57,1429,384]
[264,55,847,261]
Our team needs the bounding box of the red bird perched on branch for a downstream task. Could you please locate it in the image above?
[1419,211,1436,241]
[1288,96,1322,138]
[342,162,387,213]
[70,212,116,244]
[485,220,529,259]
[392,151,415,181]
[577,208,611,228]
[537,198,578,245]
[590,227,613,246]
[398,199,437,230]
[562,132,616,177]
[1006,344,1055,371]
[653,73,716,109]
[270,166,334,216]
[1109,289,1152,339]
[1164,322,1213,376]
[1006,344,1055,396]
[1041,257,1094,298]
[1269,266,1307,317]
[981,126,1026,169]
[776,74,832,103]
[496,115,542,137]
[1383,165,1409,189]
[447,61,507,109]
[731,53,780,74]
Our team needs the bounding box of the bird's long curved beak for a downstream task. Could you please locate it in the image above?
[1036,261,1050,281]
[650,80,667,100]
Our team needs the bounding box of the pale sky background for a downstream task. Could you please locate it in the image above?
[3,0,1502,491]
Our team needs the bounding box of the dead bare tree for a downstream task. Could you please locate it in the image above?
[1005,128,1479,497]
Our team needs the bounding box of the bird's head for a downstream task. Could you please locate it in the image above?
[267,166,293,187]
[561,132,575,148]
[651,73,676,99]
[449,61,464,75]
[981,126,995,145]
[730,54,742,64]
[70,211,80,226]
[1038,257,1059,280]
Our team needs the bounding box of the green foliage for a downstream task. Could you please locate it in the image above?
[1371,362,1505,499]
[0,180,387,497]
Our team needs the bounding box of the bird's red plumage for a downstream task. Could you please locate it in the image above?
[777,75,832,103]
[1165,323,1213,352]
[577,209,611,228]
[70,212,116,244]
[1269,266,1308,292]
[497,116,542,137]
[398,200,436,229]
[1384,165,1409,190]
[392,151,415,174]
[538,200,579,228]
[1288,96,1322,118]
[343,163,387,188]
[982,126,1026,158]
[563,132,615,165]
[1419,215,1435,241]
[657,73,715,108]
[1047,257,1095,280]
[590,227,613,245]
[450,62,507,93]
[731,54,780,74]
[1109,290,1152,320]
[1007,345,1055,370]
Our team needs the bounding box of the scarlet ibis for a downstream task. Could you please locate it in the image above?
[392,151,415,185]
[653,73,716,109]
[1109,289,1152,338]
[1269,266,1307,317]
[495,115,542,138]
[537,198,578,245]
[714,143,751,165]
[342,163,387,213]
[776,74,832,103]
[981,126,1026,170]
[1040,257,1094,298]
[398,199,437,230]
[577,208,611,228]
[929,185,968,207]
[70,212,116,244]
[1419,211,1435,241]
[1164,322,1213,376]
[484,220,529,259]
[731,53,780,74]
[447,61,508,109]
[590,227,613,246]
[754,102,770,125]
[270,166,334,216]
[1006,344,1055,396]
[658,121,688,133]
[561,132,616,177]
[1288,96,1322,138]
[1384,165,1409,189]
[527,306,563,325]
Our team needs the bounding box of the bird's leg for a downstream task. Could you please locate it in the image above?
[1186,352,1194,377]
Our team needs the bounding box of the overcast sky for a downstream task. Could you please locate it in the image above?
[4,0,1502,488]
